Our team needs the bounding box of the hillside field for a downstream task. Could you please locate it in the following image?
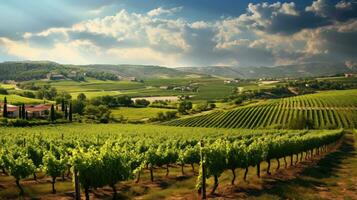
[164,89,357,129]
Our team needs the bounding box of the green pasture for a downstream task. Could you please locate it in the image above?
[111,107,175,121]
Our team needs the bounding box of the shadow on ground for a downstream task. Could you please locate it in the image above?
[224,134,356,199]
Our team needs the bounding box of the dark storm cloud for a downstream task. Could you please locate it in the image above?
[316,27,357,59]
[245,0,357,35]
[306,0,357,22]
[266,12,330,35]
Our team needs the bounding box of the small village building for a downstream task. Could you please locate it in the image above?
[1,103,51,118]
[25,104,52,118]
[0,103,19,118]
[47,73,65,80]
[345,73,354,78]
[128,77,137,81]
[224,80,232,84]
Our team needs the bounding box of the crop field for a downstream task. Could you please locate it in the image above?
[0,124,344,199]
[70,91,123,99]
[111,107,175,121]
[33,79,145,93]
[164,89,357,129]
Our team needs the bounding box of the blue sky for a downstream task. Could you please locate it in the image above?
[0,0,356,67]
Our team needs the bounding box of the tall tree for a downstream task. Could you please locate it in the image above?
[77,93,87,101]
[69,102,73,122]
[3,97,7,118]
[22,104,26,119]
[18,105,22,119]
[50,104,55,122]
[64,105,68,119]
[61,99,65,112]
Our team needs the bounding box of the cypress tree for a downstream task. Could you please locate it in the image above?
[3,97,7,118]
[25,111,28,120]
[22,104,26,119]
[18,105,22,119]
[69,102,73,122]
[64,105,68,119]
[50,104,55,122]
[61,99,65,112]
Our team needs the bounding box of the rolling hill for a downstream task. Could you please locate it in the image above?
[73,64,202,80]
[163,89,357,129]
[0,61,203,81]
[0,61,61,81]
[1,61,356,82]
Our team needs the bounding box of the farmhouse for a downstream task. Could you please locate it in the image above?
[224,79,240,84]
[47,73,65,80]
[344,73,355,78]
[25,104,52,118]
[0,103,19,118]
[0,103,52,118]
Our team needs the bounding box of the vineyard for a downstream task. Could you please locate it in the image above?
[0,124,344,199]
[164,89,357,129]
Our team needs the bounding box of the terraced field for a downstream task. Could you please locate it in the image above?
[164,90,357,129]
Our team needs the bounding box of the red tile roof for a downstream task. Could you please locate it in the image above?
[0,103,18,112]
[25,104,51,112]
[7,106,19,112]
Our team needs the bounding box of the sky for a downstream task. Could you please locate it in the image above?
[0,0,356,68]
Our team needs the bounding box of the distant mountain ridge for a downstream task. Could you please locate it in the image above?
[176,63,357,79]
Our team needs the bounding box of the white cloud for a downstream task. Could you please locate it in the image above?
[0,37,93,64]
[107,47,181,66]
[279,2,299,16]
[335,1,352,10]
[147,7,182,17]
[306,0,327,14]
[190,21,210,29]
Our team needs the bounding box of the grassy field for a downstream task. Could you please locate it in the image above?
[164,89,357,129]
[0,94,45,104]
[111,107,175,121]
[29,77,241,101]
[0,84,16,90]
[33,79,144,93]
[71,91,123,99]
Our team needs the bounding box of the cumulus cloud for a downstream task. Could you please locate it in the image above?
[147,7,183,17]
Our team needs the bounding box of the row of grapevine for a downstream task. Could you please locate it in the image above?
[0,125,343,199]
[198,129,343,194]
[164,90,357,129]
[165,106,354,129]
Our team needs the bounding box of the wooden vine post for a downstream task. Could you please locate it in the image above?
[200,140,206,200]
[74,167,80,200]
